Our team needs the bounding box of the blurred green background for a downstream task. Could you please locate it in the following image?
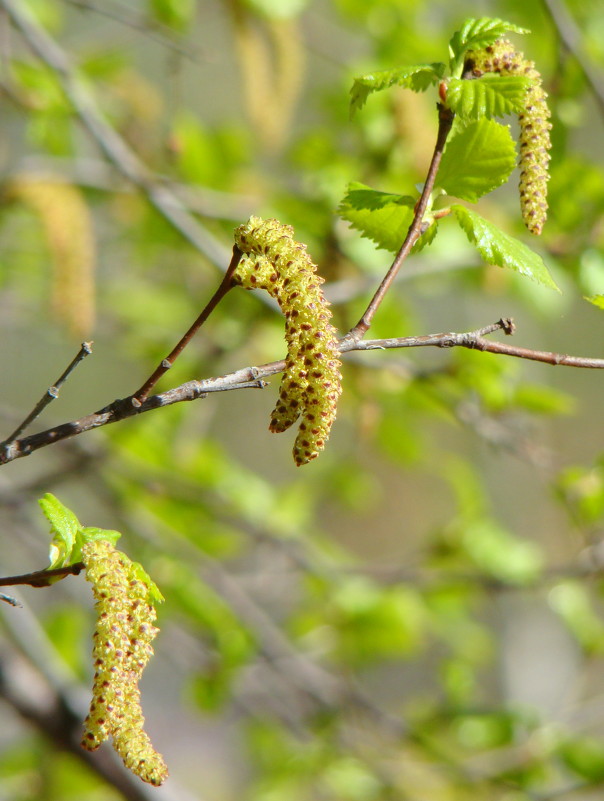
[1,0,604,799]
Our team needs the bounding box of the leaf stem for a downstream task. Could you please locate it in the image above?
[346,103,455,341]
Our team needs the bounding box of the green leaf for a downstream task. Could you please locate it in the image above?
[130,561,165,604]
[559,736,604,782]
[39,493,81,569]
[449,17,530,76]
[585,294,604,309]
[549,581,604,653]
[445,75,532,120]
[338,182,436,253]
[148,0,195,30]
[438,119,516,201]
[69,525,122,565]
[451,205,559,290]
[349,63,445,115]
[462,519,543,585]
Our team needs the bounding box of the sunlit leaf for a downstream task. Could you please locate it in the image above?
[438,118,516,201]
[338,182,436,253]
[451,205,559,290]
[349,63,446,115]
[40,493,81,569]
[449,17,530,76]
[445,75,531,120]
[585,294,604,309]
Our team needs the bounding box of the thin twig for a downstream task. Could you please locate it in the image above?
[1,342,92,450]
[1,319,604,466]
[62,0,202,63]
[347,102,455,340]
[132,247,242,405]
[1,0,231,271]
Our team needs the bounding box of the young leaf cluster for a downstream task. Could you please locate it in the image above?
[340,16,557,291]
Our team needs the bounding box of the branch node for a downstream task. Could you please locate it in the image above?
[500,317,516,335]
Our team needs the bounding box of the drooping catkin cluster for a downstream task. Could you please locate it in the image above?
[4,177,96,335]
[81,540,168,787]
[233,216,342,466]
[465,39,552,235]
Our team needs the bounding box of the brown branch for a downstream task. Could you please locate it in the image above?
[1,318,603,466]
[132,247,242,405]
[1,341,92,450]
[347,102,455,340]
[540,0,604,119]
[0,562,84,589]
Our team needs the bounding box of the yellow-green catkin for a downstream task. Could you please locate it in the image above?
[233,216,342,466]
[81,540,168,786]
[465,39,552,235]
[4,177,96,336]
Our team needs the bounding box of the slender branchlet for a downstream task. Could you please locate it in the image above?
[81,540,168,786]
[233,216,342,465]
[465,39,552,235]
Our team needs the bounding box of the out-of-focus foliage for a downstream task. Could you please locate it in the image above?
[1,1,604,800]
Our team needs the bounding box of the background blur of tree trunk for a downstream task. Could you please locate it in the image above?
[1,1,604,799]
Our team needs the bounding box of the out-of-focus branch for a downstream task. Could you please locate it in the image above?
[540,0,604,118]
[0,0,231,270]
[2,318,604,466]
[0,600,207,801]
[8,156,258,221]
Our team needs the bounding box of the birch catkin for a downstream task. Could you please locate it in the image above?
[465,39,552,235]
[233,216,342,465]
[81,540,168,786]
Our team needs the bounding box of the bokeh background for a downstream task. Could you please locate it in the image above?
[1,0,604,799]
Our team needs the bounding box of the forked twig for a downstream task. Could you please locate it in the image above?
[1,318,603,466]
[0,341,92,451]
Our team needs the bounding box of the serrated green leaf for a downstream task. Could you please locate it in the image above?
[438,119,516,201]
[585,294,604,309]
[451,205,559,290]
[39,493,81,569]
[349,63,445,115]
[446,75,532,120]
[449,17,530,76]
[338,182,436,253]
